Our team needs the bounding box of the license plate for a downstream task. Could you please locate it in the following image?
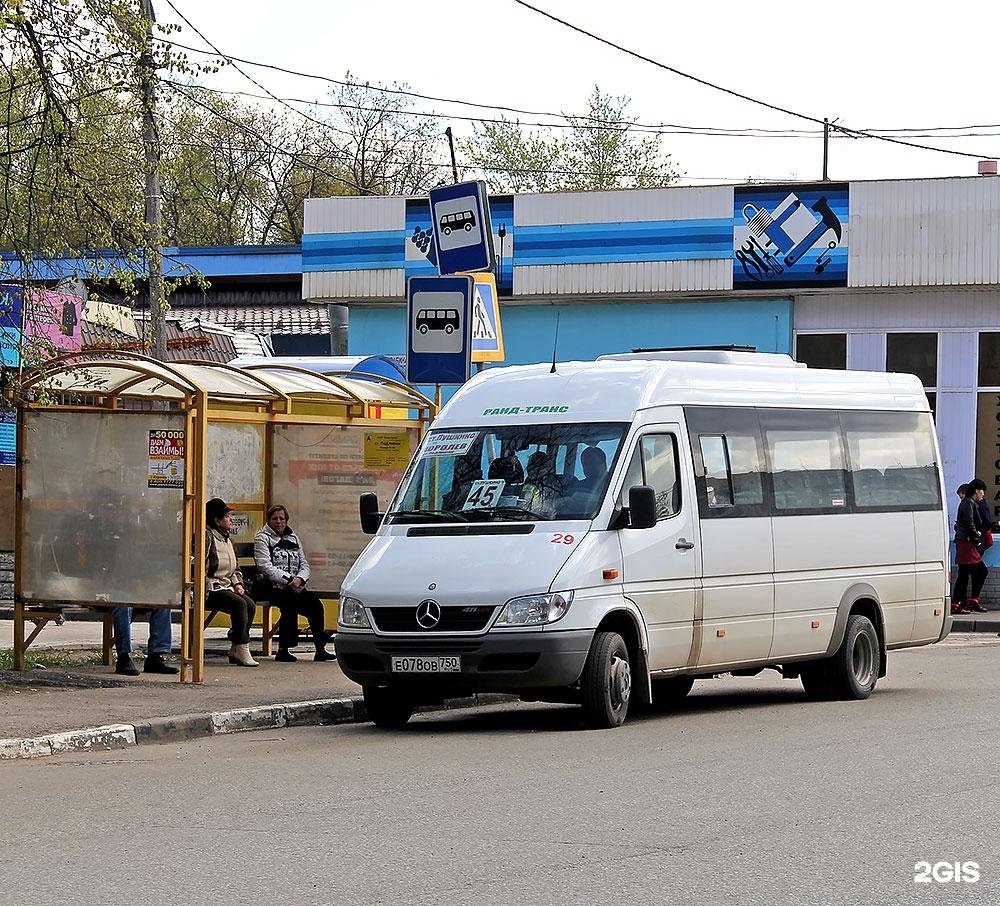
[390,655,461,673]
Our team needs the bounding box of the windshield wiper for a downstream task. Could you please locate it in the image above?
[464,505,545,521]
[388,508,469,523]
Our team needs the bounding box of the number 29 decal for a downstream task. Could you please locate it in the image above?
[551,533,575,544]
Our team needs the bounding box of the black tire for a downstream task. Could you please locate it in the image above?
[828,614,880,700]
[650,675,694,708]
[799,662,836,700]
[363,686,414,729]
[581,631,632,729]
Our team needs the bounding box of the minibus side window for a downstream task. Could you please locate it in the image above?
[617,434,681,518]
[686,407,768,519]
[699,436,734,508]
[760,411,848,512]
[842,411,940,509]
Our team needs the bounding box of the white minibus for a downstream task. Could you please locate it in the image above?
[337,350,950,729]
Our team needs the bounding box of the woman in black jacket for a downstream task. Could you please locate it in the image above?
[952,480,989,614]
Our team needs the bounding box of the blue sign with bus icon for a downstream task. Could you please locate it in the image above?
[429,181,495,275]
[406,275,474,385]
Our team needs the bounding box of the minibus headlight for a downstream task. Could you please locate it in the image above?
[496,591,574,626]
[339,596,371,629]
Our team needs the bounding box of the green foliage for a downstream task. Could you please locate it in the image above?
[462,85,682,193]
[0,648,106,670]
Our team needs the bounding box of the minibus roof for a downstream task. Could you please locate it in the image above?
[435,353,930,427]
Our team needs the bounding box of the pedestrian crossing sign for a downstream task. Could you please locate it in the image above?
[468,272,505,362]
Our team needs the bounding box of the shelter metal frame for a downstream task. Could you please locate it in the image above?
[9,352,435,682]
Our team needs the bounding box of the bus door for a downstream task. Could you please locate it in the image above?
[616,427,699,670]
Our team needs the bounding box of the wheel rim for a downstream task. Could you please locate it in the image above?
[610,653,631,710]
[851,631,875,685]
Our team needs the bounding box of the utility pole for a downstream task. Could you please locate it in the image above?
[822,118,830,181]
[139,0,166,360]
[444,126,459,183]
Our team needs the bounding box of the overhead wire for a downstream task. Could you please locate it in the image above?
[509,0,999,160]
[155,33,1000,149]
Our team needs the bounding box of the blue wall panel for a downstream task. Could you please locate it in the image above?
[348,299,793,373]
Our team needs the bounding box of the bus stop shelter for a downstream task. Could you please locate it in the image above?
[10,353,434,682]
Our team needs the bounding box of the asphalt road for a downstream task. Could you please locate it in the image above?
[3,635,1000,906]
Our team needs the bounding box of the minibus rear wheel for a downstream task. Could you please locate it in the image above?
[363,685,415,729]
[581,631,632,729]
[828,614,880,700]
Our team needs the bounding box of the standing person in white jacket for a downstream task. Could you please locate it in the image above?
[254,505,335,662]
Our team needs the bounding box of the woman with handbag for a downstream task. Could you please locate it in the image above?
[952,480,989,614]
[254,505,335,662]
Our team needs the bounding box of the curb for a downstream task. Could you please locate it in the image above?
[0,692,517,761]
[951,617,1000,632]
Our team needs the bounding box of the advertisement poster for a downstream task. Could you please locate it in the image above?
[976,393,1000,525]
[733,184,849,288]
[147,429,185,488]
[0,283,24,367]
[272,424,418,593]
[25,287,83,353]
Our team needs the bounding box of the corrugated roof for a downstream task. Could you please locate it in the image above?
[167,304,330,336]
[85,316,272,363]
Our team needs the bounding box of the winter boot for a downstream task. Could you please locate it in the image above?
[229,643,259,667]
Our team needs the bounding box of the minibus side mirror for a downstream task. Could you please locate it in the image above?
[360,492,383,534]
[627,485,657,530]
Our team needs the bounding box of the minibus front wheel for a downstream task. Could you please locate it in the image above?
[363,685,415,729]
[581,631,632,729]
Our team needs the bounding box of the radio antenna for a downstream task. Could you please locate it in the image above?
[549,312,561,374]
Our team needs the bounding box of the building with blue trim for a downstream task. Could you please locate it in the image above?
[300,176,1000,581]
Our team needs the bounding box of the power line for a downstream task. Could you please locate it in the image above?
[160,0,365,154]
[160,78,833,138]
[510,0,999,160]
[109,34,1000,145]
[163,80,1000,142]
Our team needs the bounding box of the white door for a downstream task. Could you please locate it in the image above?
[617,428,699,671]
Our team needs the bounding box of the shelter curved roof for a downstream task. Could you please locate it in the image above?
[21,353,434,412]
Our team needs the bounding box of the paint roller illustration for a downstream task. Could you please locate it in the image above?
[742,194,843,274]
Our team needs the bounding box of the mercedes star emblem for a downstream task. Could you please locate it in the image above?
[415,599,442,629]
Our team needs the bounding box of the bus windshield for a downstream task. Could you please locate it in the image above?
[387,422,630,523]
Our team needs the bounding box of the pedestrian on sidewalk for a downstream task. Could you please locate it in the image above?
[952,480,989,614]
[206,497,258,667]
[254,504,335,663]
[111,606,178,676]
[974,479,997,554]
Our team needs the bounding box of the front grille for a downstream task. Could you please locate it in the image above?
[369,605,495,633]
[374,638,483,654]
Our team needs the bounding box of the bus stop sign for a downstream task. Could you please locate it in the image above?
[428,180,495,275]
[406,275,474,385]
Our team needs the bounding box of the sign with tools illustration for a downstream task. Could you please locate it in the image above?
[733,184,849,288]
[147,429,185,488]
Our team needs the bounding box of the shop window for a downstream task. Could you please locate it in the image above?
[795,334,846,370]
[978,333,1000,387]
[886,333,937,388]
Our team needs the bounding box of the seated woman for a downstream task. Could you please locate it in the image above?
[254,504,335,662]
[205,497,258,667]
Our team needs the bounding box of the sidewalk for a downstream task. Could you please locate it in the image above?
[1,618,363,743]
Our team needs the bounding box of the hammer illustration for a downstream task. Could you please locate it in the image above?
[785,196,843,267]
